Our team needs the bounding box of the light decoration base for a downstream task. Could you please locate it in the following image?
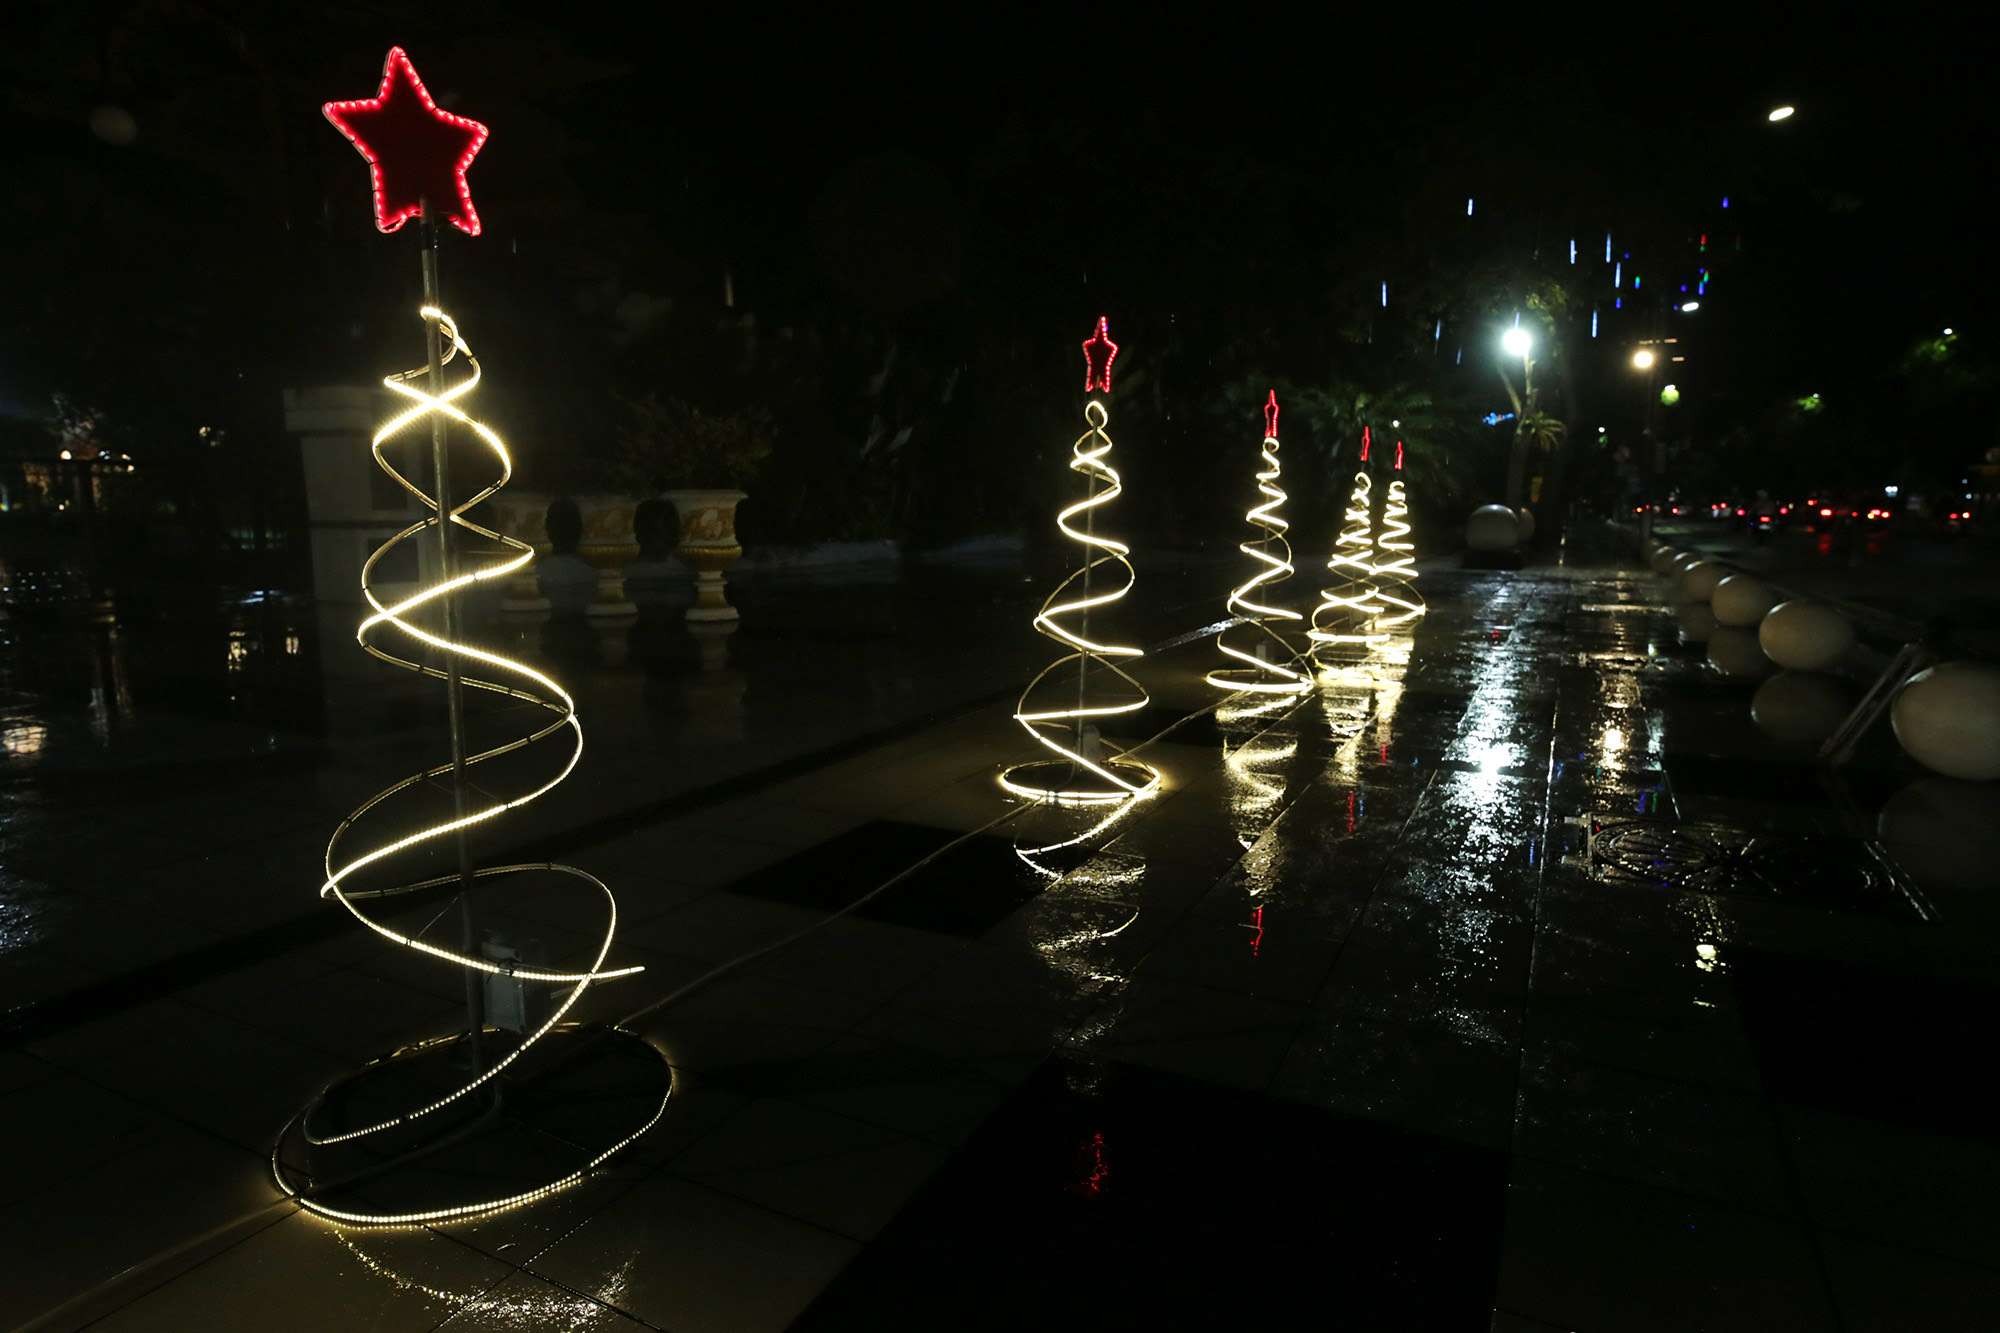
[1207,390,1308,698]
[1000,319,1159,808]
[1310,436,1388,669]
[1370,442,1426,629]
[272,304,667,1225]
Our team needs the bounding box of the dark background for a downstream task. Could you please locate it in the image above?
[3,4,1992,589]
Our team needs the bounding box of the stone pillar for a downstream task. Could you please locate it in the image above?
[283,385,425,606]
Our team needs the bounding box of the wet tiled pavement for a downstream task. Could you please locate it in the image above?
[5,551,1999,1329]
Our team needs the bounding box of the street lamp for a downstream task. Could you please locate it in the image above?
[1631,348,1656,370]
[1767,105,1796,122]
[1495,326,1538,510]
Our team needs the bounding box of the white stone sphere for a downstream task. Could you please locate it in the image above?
[1892,662,2000,781]
[1711,574,1778,627]
[1466,505,1518,551]
[1648,546,1680,572]
[1674,601,1717,644]
[1877,778,2000,891]
[1707,626,1771,679]
[1516,508,1537,541]
[1751,671,1855,746]
[1678,560,1726,602]
[1758,600,1854,672]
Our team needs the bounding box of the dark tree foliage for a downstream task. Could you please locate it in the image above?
[2,5,1989,581]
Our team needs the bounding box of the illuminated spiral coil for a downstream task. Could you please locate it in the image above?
[273,304,663,1225]
[1370,478,1426,629]
[1309,470,1388,665]
[1206,412,1308,696]
[1000,399,1161,806]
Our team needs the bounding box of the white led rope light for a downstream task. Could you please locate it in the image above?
[1370,477,1426,629]
[273,304,664,1223]
[1206,393,1309,697]
[1309,468,1388,665]
[1000,398,1161,806]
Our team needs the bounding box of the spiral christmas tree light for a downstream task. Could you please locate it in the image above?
[274,48,666,1226]
[1000,318,1160,807]
[1370,438,1426,629]
[1310,429,1388,667]
[1206,390,1309,697]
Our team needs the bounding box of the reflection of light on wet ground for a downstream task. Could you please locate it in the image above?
[1678,895,1732,979]
[1022,842,1148,1050]
[2,722,47,756]
[330,1221,634,1324]
[1014,796,1146,881]
[1222,733,1297,846]
[1601,727,1626,756]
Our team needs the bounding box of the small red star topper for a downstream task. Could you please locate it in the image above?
[1262,390,1280,440]
[1395,438,1405,471]
[1081,316,1118,394]
[324,47,489,237]
[1359,425,1372,462]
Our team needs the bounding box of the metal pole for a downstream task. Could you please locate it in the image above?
[419,213,485,1069]
[1072,425,1099,771]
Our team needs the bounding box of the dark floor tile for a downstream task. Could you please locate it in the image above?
[1497,1159,1837,1332]
[1816,1231,2000,1332]
[1522,990,1763,1092]
[723,819,1055,938]
[1514,1048,1790,1212]
[1731,950,2000,1136]
[1273,996,1521,1151]
[1133,890,1346,1006]
[793,1056,1508,1331]
[1778,1104,2000,1268]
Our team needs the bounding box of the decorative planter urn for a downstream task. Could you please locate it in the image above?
[664,489,747,622]
[574,493,639,618]
[488,489,551,613]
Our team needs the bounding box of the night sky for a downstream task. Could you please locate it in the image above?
[2,6,1990,506]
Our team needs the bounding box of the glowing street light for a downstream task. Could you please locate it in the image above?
[1500,326,1533,360]
[1767,105,1796,122]
[1680,301,1701,313]
[1631,348,1657,370]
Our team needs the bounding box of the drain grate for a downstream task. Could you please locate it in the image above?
[1561,813,1933,919]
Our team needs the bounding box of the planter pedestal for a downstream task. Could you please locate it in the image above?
[489,489,552,614]
[665,489,747,623]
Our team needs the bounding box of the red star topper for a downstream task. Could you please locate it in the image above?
[1262,389,1280,440]
[323,47,489,237]
[1081,316,1118,394]
[1359,425,1372,462]
[1395,438,1405,471]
